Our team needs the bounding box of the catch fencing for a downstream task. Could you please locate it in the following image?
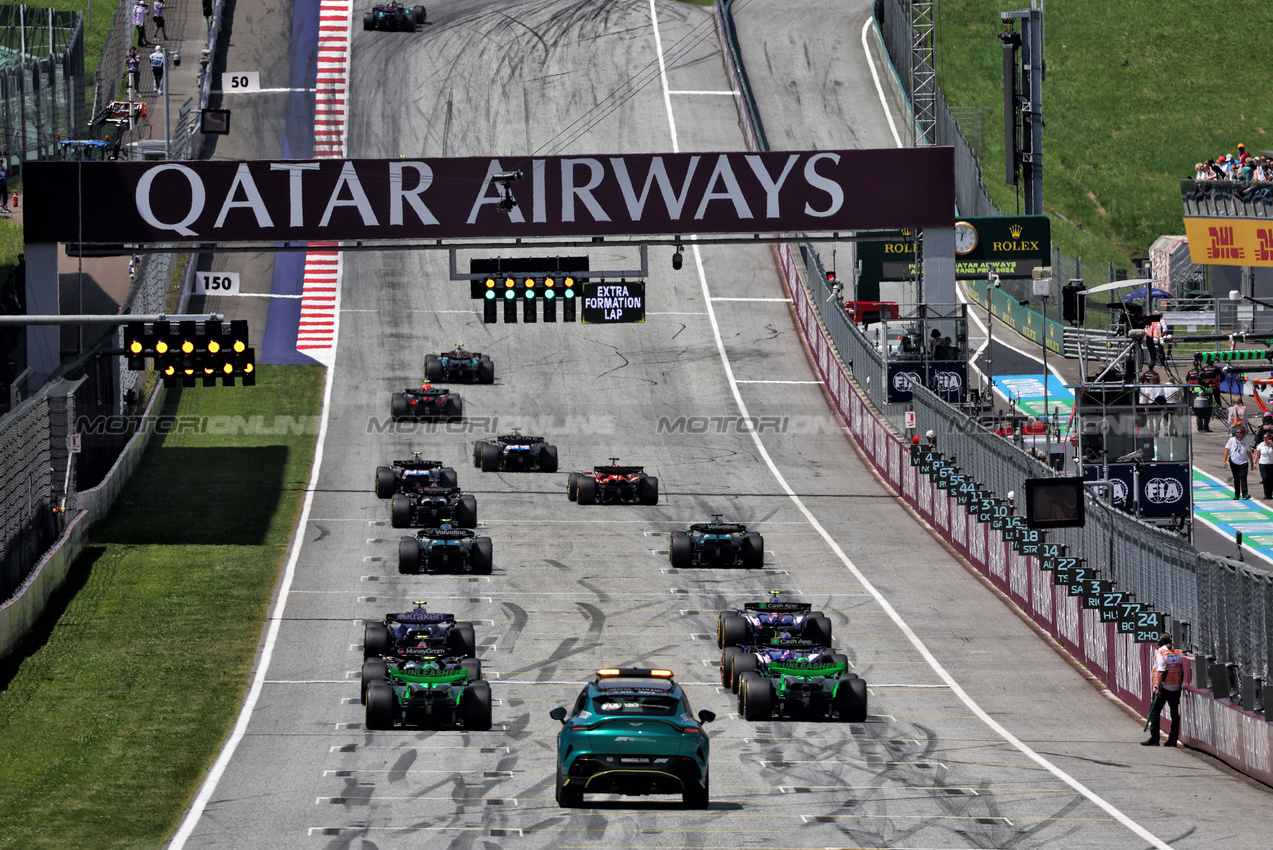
[714,0,1273,786]
[0,6,86,173]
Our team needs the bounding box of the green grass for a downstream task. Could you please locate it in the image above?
[0,364,324,850]
[933,0,1273,267]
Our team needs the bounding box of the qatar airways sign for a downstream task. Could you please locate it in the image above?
[24,148,953,244]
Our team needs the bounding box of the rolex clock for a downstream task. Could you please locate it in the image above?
[954,221,978,255]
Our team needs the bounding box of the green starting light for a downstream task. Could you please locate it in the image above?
[564,289,575,299]
[544,289,555,300]
[524,289,535,300]
[505,289,516,300]
[485,290,495,300]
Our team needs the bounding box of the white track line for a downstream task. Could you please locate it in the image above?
[860,17,902,149]
[651,6,1170,849]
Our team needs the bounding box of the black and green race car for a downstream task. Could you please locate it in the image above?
[364,650,492,731]
[737,655,868,723]
[548,668,716,808]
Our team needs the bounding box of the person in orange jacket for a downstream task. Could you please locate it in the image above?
[1142,633,1185,747]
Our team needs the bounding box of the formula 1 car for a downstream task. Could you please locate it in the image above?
[567,459,658,505]
[720,636,844,693]
[362,2,425,31]
[548,668,715,808]
[390,485,477,528]
[361,647,481,705]
[473,429,558,473]
[391,385,462,422]
[364,652,493,731]
[374,453,459,497]
[668,515,763,569]
[363,600,478,660]
[737,654,867,723]
[399,526,492,575]
[425,346,494,384]
[716,592,832,649]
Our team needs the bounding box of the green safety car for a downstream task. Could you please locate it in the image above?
[548,668,716,808]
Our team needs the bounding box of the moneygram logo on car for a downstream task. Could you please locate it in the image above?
[1145,477,1184,504]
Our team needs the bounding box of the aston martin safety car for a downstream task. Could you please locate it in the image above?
[362,2,425,31]
[548,668,715,808]
[737,654,868,723]
[567,459,658,505]
[391,385,462,421]
[719,636,843,693]
[425,346,494,384]
[374,453,459,497]
[389,485,477,528]
[398,526,492,575]
[364,653,492,731]
[668,515,763,568]
[473,429,559,472]
[716,592,832,649]
[363,601,478,660]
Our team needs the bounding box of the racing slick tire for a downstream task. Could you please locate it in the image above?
[391,392,411,421]
[477,357,495,384]
[638,475,659,505]
[807,614,833,646]
[717,612,748,648]
[425,354,444,382]
[828,652,849,669]
[413,5,426,25]
[363,623,391,658]
[365,683,395,729]
[446,395,463,422]
[540,445,559,473]
[720,647,743,688]
[835,676,869,723]
[362,11,375,30]
[556,763,583,807]
[471,537,493,575]
[361,658,389,705]
[669,531,693,568]
[741,675,773,721]
[390,493,412,528]
[480,443,501,472]
[374,466,396,498]
[567,472,580,501]
[456,494,478,528]
[576,476,597,505]
[450,623,477,657]
[472,441,488,468]
[461,680,493,731]
[741,532,764,569]
[730,653,759,693]
[683,777,709,810]
[398,537,421,574]
[461,657,483,682]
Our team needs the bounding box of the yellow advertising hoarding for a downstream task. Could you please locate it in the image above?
[1183,218,1273,266]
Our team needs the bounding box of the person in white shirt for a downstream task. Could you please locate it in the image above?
[1224,425,1252,500]
[1255,430,1273,499]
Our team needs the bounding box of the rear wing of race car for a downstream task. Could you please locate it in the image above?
[763,637,819,648]
[744,601,811,612]
[593,465,644,476]
[398,646,454,659]
[768,659,844,675]
[388,611,455,624]
[395,458,445,471]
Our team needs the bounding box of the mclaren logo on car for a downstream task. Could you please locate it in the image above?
[1145,477,1184,504]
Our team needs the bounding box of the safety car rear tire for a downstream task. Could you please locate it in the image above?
[450,623,477,657]
[835,676,869,723]
[461,657,482,682]
[669,531,692,568]
[556,763,583,807]
[363,623,391,659]
[638,475,658,505]
[480,443,501,472]
[741,675,773,721]
[398,537,421,574]
[456,494,478,528]
[720,646,742,688]
[576,476,597,505]
[718,613,747,648]
[391,493,412,528]
[374,466,396,498]
[683,777,709,809]
[540,445,558,473]
[361,658,389,705]
[731,653,758,693]
[471,537,493,575]
[391,392,410,421]
[741,532,764,569]
[461,680,493,731]
[425,354,443,382]
[365,683,394,729]
[477,358,494,384]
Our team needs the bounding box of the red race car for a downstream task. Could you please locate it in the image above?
[567,458,659,505]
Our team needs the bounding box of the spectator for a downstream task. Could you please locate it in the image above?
[0,163,9,214]
[1240,159,1255,181]
[1257,159,1269,182]
[126,47,141,97]
[132,0,149,48]
[1237,143,1251,165]
[150,45,165,93]
[1207,157,1225,180]
[1229,397,1248,436]
[152,0,166,40]
[1194,162,1212,181]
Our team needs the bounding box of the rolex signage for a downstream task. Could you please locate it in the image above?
[858,215,1051,289]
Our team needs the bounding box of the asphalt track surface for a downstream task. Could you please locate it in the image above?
[172,1,1273,847]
